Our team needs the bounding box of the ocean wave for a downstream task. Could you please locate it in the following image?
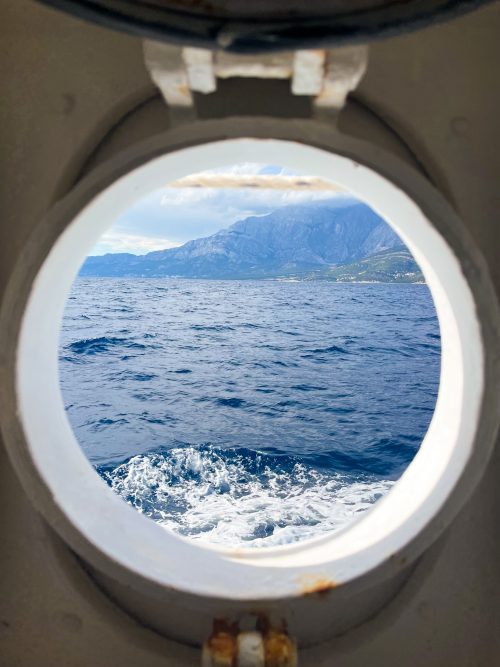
[98,444,394,547]
[215,397,247,408]
[191,324,236,332]
[306,344,350,355]
[61,279,440,547]
[66,336,146,356]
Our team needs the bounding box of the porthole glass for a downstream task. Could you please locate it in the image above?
[58,161,440,548]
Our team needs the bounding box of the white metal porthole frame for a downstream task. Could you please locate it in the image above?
[1,119,499,646]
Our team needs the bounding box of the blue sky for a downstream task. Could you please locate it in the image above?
[91,163,349,256]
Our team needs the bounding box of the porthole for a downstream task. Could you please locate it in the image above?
[2,120,499,646]
[59,161,440,550]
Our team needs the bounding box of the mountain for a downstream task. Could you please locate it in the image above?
[81,200,418,281]
[297,247,424,283]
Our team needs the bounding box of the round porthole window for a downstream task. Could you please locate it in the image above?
[2,120,499,646]
[60,160,440,551]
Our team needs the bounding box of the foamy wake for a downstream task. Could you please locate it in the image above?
[100,445,394,547]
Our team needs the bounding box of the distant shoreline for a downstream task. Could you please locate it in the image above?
[75,275,426,285]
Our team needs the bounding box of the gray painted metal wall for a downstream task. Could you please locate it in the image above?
[1,1,499,664]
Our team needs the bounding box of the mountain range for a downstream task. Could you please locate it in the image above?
[81,199,423,282]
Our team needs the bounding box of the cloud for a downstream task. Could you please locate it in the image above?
[166,173,344,192]
[89,163,358,255]
[205,163,295,176]
[92,231,181,256]
[158,185,347,211]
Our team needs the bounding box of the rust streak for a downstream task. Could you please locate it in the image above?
[264,630,297,667]
[176,83,190,96]
[204,619,238,667]
[298,576,337,597]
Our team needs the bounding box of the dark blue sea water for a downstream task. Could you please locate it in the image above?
[59,278,440,547]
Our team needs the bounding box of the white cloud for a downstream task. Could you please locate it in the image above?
[204,162,291,176]
[92,231,181,256]
[158,185,346,209]
[89,163,361,256]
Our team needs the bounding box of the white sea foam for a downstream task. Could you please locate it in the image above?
[103,445,394,547]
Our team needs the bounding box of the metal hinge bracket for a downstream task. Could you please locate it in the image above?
[143,41,368,123]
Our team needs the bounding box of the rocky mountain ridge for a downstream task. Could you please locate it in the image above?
[81,200,417,280]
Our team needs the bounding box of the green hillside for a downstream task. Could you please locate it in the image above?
[291,247,424,283]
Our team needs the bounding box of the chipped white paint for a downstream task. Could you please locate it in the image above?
[292,50,325,96]
[183,48,216,94]
[145,42,366,114]
[315,46,369,111]
[237,632,265,667]
[215,51,293,80]
[143,41,193,107]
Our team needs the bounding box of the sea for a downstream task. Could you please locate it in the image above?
[59,278,441,548]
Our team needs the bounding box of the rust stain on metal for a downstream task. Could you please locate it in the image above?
[176,83,190,96]
[264,629,297,667]
[297,575,337,597]
[254,617,297,667]
[204,616,298,665]
[390,552,408,568]
[203,619,238,667]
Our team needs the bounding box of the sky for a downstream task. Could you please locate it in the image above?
[91,163,351,256]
